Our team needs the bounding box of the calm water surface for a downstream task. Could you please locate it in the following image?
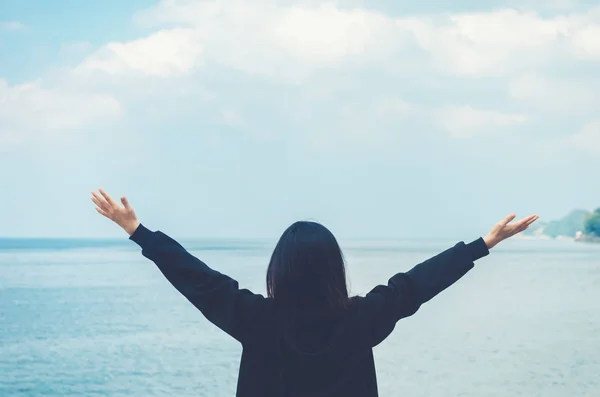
[1,237,599,396]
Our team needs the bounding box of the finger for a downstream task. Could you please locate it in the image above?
[91,195,110,212]
[515,214,538,228]
[120,196,131,210]
[95,206,109,218]
[515,215,538,232]
[98,188,118,207]
[91,191,108,204]
[524,215,539,226]
[500,213,517,226]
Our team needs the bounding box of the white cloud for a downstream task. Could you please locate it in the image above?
[0,21,28,31]
[269,4,400,65]
[79,1,405,82]
[75,1,600,82]
[398,9,576,76]
[0,79,121,147]
[570,25,600,60]
[27,0,600,153]
[76,28,203,77]
[437,106,527,138]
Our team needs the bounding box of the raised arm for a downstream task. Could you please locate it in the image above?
[129,224,265,342]
[90,189,266,343]
[365,213,538,346]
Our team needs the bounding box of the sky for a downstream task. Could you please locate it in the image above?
[0,0,599,239]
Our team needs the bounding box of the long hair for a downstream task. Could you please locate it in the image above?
[266,221,349,312]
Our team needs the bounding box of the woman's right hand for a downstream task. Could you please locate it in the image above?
[483,213,539,249]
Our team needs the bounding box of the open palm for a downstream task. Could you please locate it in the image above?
[91,189,140,236]
[484,213,539,249]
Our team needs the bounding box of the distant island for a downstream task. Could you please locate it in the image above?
[521,208,600,243]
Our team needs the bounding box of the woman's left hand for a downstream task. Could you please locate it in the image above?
[91,189,140,236]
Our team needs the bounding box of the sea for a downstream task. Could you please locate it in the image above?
[1,237,599,397]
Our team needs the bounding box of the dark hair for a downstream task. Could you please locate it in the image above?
[266,221,349,312]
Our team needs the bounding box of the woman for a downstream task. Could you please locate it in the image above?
[91,188,538,397]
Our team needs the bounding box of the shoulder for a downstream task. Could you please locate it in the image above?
[344,295,383,326]
[238,291,274,317]
[349,293,385,312]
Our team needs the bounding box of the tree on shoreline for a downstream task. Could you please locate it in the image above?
[584,208,600,237]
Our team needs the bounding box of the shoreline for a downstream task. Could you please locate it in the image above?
[515,234,600,243]
[576,236,600,244]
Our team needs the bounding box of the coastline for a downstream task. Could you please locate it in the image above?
[514,233,600,243]
[575,235,600,244]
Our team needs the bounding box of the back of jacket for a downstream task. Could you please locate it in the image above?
[129,224,489,397]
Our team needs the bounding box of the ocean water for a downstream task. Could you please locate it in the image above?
[1,237,599,397]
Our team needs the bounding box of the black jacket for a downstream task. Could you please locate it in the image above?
[130,224,489,396]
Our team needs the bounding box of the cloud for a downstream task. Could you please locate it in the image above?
[0,79,121,148]
[396,8,600,76]
[76,28,203,77]
[75,1,600,82]
[78,1,406,82]
[570,25,600,60]
[0,21,28,31]
[437,106,527,138]
[22,0,599,155]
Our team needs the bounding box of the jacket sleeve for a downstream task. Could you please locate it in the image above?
[129,224,266,344]
[364,238,489,347]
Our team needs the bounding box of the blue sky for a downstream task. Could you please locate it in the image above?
[1,0,599,239]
